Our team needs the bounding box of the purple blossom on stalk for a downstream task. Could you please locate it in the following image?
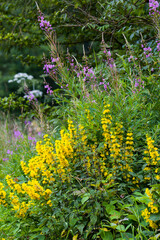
[44,84,53,95]
[99,78,110,92]
[28,136,36,141]
[51,57,59,63]
[28,136,36,146]
[7,150,13,155]
[43,64,55,74]
[157,42,160,51]
[77,72,82,77]
[24,120,31,126]
[43,57,59,77]
[82,66,96,81]
[38,14,53,33]
[3,158,9,161]
[133,78,144,93]
[128,55,133,62]
[14,130,24,139]
[24,92,36,102]
[107,51,111,57]
[135,81,139,88]
[104,49,116,70]
[149,0,160,15]
[104,84,107,91]
[142,46,152,58]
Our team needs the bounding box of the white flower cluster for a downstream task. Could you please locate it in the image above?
[8,73,33,83]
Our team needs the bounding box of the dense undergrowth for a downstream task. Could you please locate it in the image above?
[0,1,160,239]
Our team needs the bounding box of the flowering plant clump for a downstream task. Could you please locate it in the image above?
[0,103,160,238]
[0,1,160,239]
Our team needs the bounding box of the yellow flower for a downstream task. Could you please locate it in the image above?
[47,200,52,207]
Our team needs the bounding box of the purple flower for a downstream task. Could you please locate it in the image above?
[149,0,159,15]
[38,14,53,32]
[3,158,9,161]
[14,130,24,139]
[157,42,160,51]
[43,64,55,74]
[44,84,53,95]
[28,136,36,141]
[135,82,139,87]
[24,120,31,125]
[107,51,111,56]
[28,136,37,146]
[133,78,144,93]
[128,55,133,62]
[51,57,59,62]
[7,150,13,155]
[104,84,107,91]
[142,46,152,58]
[24,92,35,101]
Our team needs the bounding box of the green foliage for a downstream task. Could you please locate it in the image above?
[0,2,160,239]
[0,0,155,99]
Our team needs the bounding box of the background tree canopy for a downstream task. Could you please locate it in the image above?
[0,0,155,96]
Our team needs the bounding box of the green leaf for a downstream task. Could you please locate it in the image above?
[127,214,137,221]
[38,236,45,240]
[81,193,90,204]
[30,234,45,240]
[149,213,160,221]
[121,232,134,239]
[110,210,121,220]
[104,203,115,215]
[100,231,113,240]
[77,224,85,234]
[13,223,21,235]
[69,214,78,227]
[90,214,97,225]
[116,224,125,232]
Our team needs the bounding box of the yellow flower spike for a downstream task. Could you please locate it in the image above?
[155,175,160,180]
[143,135,159,181]
[47,200,52,207]
[0,182,7,206]
[43,134,49,139]
[103,109,110,114]
[148,219,158,229]
[142,208,150,221]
